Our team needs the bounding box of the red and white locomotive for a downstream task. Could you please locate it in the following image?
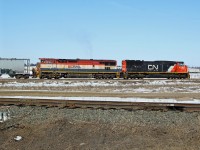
[37,58,119,79]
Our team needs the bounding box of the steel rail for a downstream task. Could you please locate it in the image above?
[1,97,200,112]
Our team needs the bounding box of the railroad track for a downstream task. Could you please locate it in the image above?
[0,78,198,82]
[1,97,200,112]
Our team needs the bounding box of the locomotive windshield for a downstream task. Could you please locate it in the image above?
[178,62,184,66]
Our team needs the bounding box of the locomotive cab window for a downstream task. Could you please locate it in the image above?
[178,62,184,66]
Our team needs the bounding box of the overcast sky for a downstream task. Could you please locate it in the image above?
[0,0,200,66]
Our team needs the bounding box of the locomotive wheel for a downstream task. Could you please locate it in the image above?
[15,75,21,79]
[47,76,52,79]
[24,75,29,79]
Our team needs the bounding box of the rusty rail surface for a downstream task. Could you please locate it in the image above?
[1,97,200,112]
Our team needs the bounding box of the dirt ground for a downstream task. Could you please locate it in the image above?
[1,79,200,149]
[1,106,200,150]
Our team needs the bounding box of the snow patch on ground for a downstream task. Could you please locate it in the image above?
[146,80,168,85]
[1,79,200,93]
[190,73,200,79]
[0,74,11,79]
[0,81,120,87]
[0,96,200,104]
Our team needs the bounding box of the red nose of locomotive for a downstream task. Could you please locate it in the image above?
[171,62,188,73]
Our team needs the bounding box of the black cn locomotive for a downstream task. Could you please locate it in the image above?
[122,60,189,79]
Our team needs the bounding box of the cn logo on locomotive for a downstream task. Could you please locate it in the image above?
[148,65,158,71]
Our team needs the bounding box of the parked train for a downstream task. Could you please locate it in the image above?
[32,58,190,79]
[122,60,189,79]
[32,58,120,79]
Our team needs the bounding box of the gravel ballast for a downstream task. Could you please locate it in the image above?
[1,106,200,150]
